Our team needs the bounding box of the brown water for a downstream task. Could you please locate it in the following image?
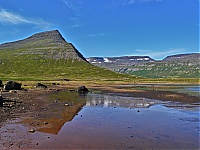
[29,91,200,149]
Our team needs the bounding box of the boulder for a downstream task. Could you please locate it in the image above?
[0,95,3,107]
[36,83,47,89]
[0,80,3,87]
[4,81,22,90]
[77,86,89,93]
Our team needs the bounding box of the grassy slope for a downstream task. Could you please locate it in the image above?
[129,61,200,78]
[0,50,134,81]
[0,51,199,84]
[0,48,199,84]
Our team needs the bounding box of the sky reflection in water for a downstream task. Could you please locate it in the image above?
[36,91,200,149]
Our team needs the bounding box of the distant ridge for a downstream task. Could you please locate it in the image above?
[163,53,200,61]
[87,53,200,78]
[0,30,87,61]
[87,56,154,64]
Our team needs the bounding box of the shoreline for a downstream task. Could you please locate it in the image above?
[0,84,199,149]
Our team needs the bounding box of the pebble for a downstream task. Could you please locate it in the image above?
[28,129,35,133]
[44,122,49,125]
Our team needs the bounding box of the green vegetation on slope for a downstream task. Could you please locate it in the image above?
[0,52,133,81]
[128,61,200,78]
[0,30,135,81]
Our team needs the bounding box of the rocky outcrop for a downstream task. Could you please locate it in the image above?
[163,53,200,61]
[35,83,47,89]
[0,80,3,87]
[87,56,154,65]
[87,53,200,78]
[4,81,22,91]
[0,95,3,107]
[77,86,89,93]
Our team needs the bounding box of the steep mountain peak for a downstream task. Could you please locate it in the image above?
[28,30,66,43]
[0,30,87,62]
[0,30,67,48]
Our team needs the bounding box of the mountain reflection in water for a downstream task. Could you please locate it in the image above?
[33,91,199,149]
[31,90,199,135]
[85,94,156,108]
[22,91,87,135]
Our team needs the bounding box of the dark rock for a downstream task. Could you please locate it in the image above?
[0,95,3,107]
[36,83,47,89]
[63,78,70,81]
[4,81,22,90]
[64,103,69,106]
[28,129,35,133]
[69,89,76,92]
[77,86,89,93]
[44,122,49,125]
[0,80,3,87]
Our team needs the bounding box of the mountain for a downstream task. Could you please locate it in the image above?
[87,56,154,64]
[0,30,87,61]
[87,56,154,73]
[163,53,199,61]
[87,53,200,78]
[0,30,132,81]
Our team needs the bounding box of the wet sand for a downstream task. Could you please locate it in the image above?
[0,84,199,149]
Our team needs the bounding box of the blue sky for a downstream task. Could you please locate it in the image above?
[0,0,199,60]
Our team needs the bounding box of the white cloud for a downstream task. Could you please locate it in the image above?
[87,34,105,37]
[63,0,75,11]
[0,9,52,29]
[135,49,149,53]
[133,48,187,60]
[122,0,162,5]
[150,48,187,59]
[0,9,30,24]
[67,23,86,28]
[110,0,162,7]
[62,0,82,16]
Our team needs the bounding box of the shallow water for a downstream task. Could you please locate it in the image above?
[118,84,200,97]
[31,91,199,149]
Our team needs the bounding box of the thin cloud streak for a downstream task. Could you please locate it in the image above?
[62,0,82,16]
[0,9,30,24]
[0,9,52,29]
[87,34,105,37]
[150,48,187,59]
[133,48,187,60]
[122,0,162,5]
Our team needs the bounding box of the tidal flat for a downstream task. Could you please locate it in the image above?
[0,84,199,149]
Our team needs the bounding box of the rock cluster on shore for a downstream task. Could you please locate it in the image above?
[0,95,3,107]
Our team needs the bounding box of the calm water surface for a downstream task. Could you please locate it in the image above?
[32,88,200,149]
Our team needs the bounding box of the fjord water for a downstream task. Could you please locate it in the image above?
[34,86,200,149]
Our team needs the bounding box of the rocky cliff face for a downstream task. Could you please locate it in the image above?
[0,30,87,61]
[86,56,155,72]
[87,56,154,65]
[163,53,200,61]
[87,53,200,78]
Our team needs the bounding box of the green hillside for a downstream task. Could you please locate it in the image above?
[129,54,200,78]
[0,30,133,81]
[0,55,131,81]
[130,63,199,78]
